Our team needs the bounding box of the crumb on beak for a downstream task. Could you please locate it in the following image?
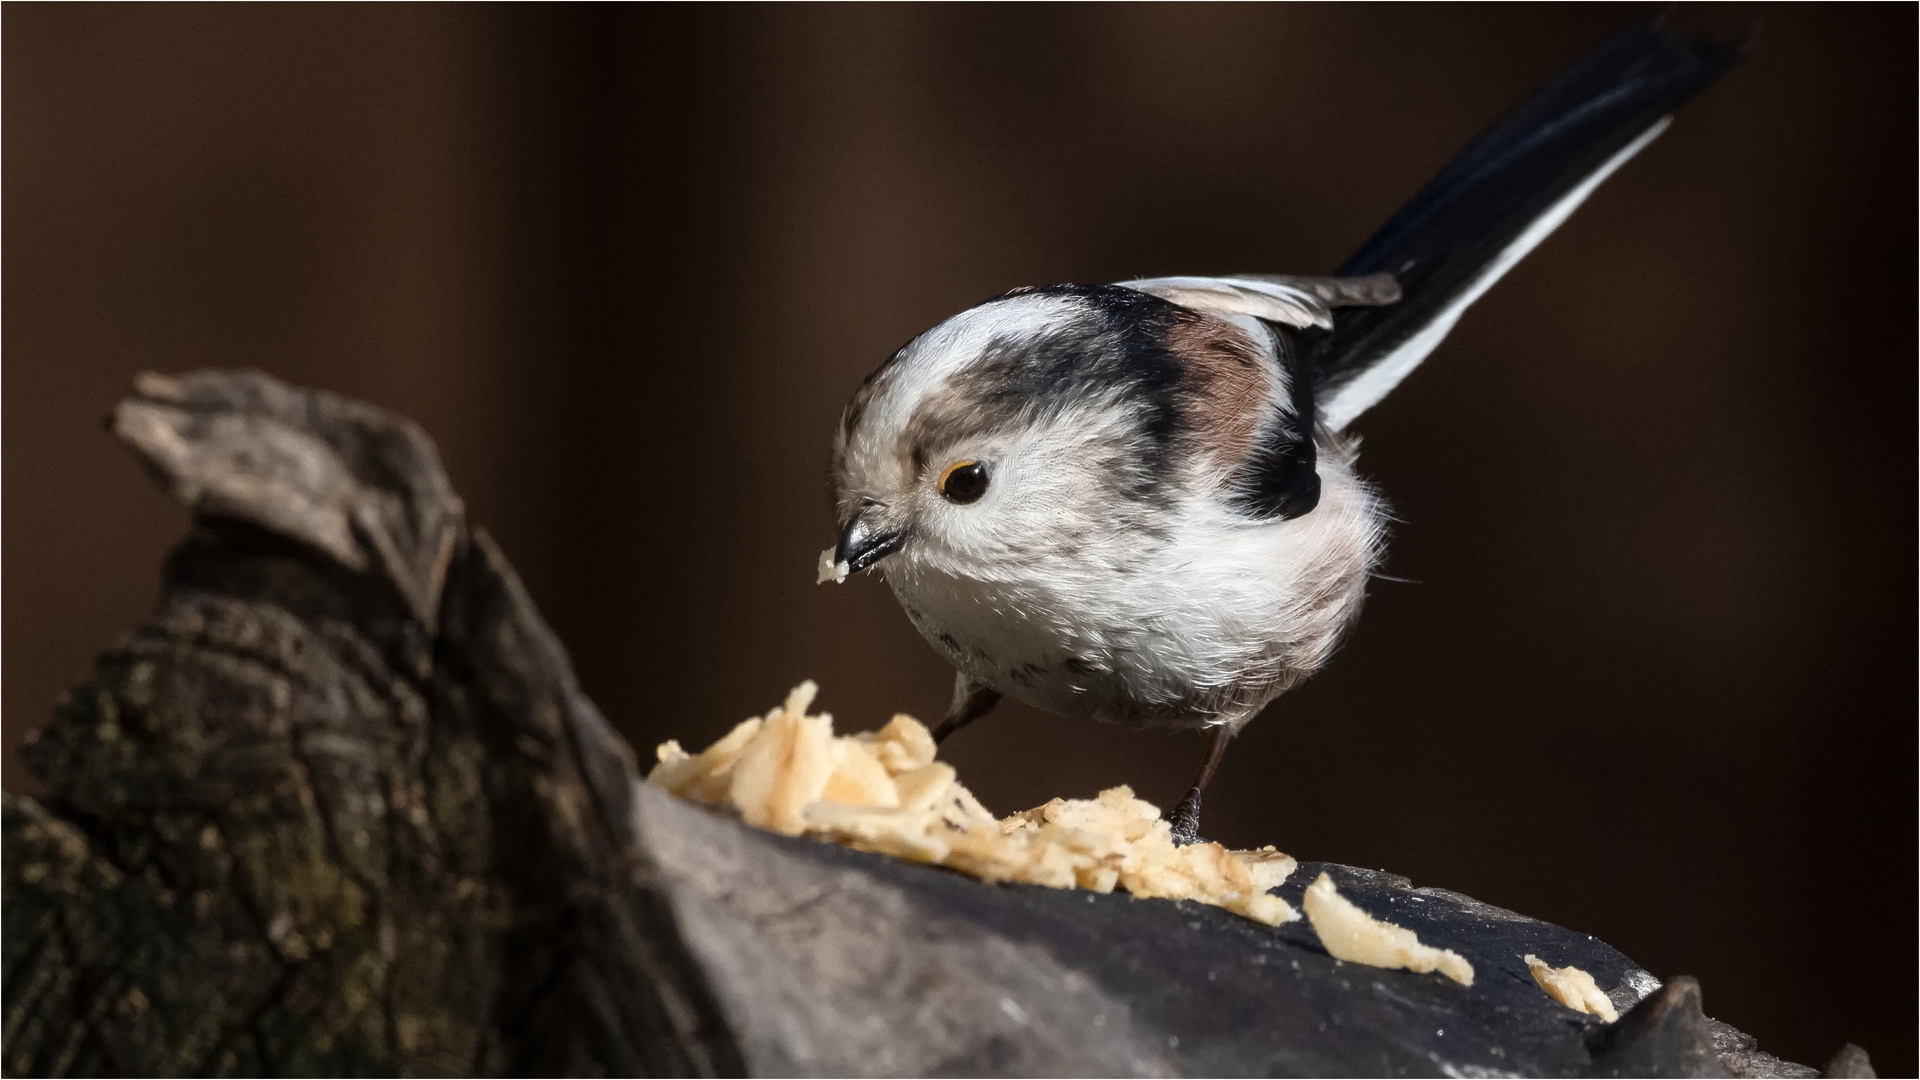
[817,548,850,584]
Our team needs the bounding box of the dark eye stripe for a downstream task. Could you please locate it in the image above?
[939,460,989,504]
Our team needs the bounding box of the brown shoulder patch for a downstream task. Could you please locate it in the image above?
[1166,312,1274,470]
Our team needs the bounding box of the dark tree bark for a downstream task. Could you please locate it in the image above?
[1,372,1859,1078]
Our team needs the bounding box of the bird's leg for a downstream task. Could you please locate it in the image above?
[931,672,1002,745]
[1168,724,1233,846]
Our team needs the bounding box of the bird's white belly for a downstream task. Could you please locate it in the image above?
[883,465,1378,731]
[887,543,1295,728]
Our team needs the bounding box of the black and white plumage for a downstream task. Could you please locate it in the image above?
[820,23,1737,839]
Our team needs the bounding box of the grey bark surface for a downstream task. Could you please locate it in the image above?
[1,371,1860,1078]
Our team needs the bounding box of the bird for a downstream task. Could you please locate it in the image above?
[818,22,1738,844]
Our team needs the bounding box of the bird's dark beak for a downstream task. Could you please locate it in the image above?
[835,513,908,574]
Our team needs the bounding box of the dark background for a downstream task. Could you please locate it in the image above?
[6,4,1913,1071]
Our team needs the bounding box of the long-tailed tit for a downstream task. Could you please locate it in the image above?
[821,23,1737,842]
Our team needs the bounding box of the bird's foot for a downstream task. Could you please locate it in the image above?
[1168,787,1208,846]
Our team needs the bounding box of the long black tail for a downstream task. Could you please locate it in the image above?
[1308,22,1740,431]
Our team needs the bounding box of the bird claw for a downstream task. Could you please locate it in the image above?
[1168,787,1208,846]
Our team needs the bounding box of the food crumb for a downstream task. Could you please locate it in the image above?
[648,681,1300,926]
[816,549,850,584]
[1301,872,1474,986]
[1524,954,1619,1022]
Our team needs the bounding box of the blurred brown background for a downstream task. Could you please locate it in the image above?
[6,3,1913,1071]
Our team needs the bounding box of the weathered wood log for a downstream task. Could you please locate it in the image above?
[1,371,1855,1077]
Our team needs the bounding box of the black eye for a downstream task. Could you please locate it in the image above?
[938,460,989,504]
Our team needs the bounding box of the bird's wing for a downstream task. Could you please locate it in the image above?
[1114,274,1400,519]
[1307,22,1740,431]
[1122,276,1331,329]
[1121,274,1404,332]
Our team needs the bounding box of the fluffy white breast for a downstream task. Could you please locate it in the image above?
[883,433,1382,731]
